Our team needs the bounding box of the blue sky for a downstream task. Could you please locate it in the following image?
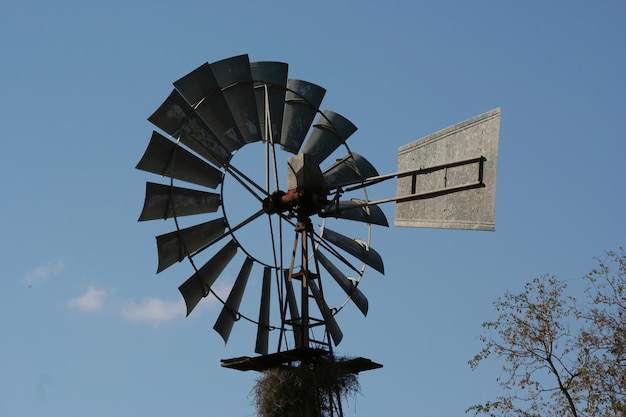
[1,1,625,416]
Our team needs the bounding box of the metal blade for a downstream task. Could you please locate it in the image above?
[308,279,343,346]
[323,153,379,189]
[280,79,326,154]
[138,182,221,221]
[173,62,218,106]
[321,199,389,227]
[301,110,358,164]
[255,267,272,355]
[213,257,254,344]
[156,218,227,273]
[315,250,369,316]
[135,131,223,189]
[250,61,288,144]
[148,90,231,167]
[320,227,384,274]
[178,239,238,316]
[194,95,245,153]
[211,55,261,144]
[284,271,303,348]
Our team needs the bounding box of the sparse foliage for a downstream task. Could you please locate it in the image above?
[252,355,360,417]
[468,249,626,417]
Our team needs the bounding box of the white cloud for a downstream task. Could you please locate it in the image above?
[67,286,109,313]
[120,298,185,325]
[119,281,234,326]
[25,259,65,284]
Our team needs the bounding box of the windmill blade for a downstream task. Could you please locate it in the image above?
[250,61,288,144]
[213,257,254,344]
[316,250,369,317]
[148,89,231,167]
[156,218,227,273]
[135,131,223,189]
[255,267,272,355]
[322,199,389,227]
[320,227,384,274]
[178,240,238,316]
[284,271,303,348]
[280,79,326,154]
[395,108,501,231]
[173,59,245,152]
[301,110,358,164]
[308,279,343,346]
[323,153,379,189]
[211,54,261,144]
[138,182,221,221]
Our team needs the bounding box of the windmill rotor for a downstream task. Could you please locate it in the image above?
[137,54,387,361]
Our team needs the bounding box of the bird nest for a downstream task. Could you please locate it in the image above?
[252,354,361,417]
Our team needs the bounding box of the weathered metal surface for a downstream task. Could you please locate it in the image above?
[308,279,343,346]
[255,267,272,355]
[138,182,221,221]
[156,218,227,273]
[322,198,389,227]
[211,55,261,144]
[323,153,379,189]
[178,240,238,316]
[320,227,384,274]
[301,110,357,164]
[316,250,369,317]
[250,61,288,144]
[214,257,254,343]
[280,79,326,154]
[135,131,223,189]
[286,153,328,191]
[395,108,501,231]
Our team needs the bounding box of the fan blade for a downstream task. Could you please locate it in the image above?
[301,110,358,164]
[320,227,384,274]
[135,131,223,189]
[138,182,221,221]
[284,271,303,348]
[172,62,216,106]
[316,250,369,316]
[178,239,238,316]
[323,153,379,189]
[308,279,343,346]
[148,89,231,167]
[255,267,272,355]
[213,257,254,344]
[321,199,389,227]
[280,79,326,154]
[156,218,227,273]
[211,55,261,144]
[251,61,288,144]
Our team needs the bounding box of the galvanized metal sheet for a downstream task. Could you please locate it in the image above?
[173,62,219,106]
[255,267,272,355]
[395,108,501,231]
[308,279,343,346]
[213,256,254,344]
[301,110,357,164]
[178,240,238,316]
[211,55,261,144]
[135,131,223,189]
[156,218,227,273]
[323,153,379,189]
[322,198,389,227]
[320,227,384,274]
[138,182,221,221]
[250,61,288,144]
[316,250,369,317]
[280,79,326,154]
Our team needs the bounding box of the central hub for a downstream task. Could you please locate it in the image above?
[261,154,329,218]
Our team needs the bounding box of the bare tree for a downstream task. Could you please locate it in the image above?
[468,249,626,417]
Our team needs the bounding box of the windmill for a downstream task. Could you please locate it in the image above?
[136,54,500,414]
